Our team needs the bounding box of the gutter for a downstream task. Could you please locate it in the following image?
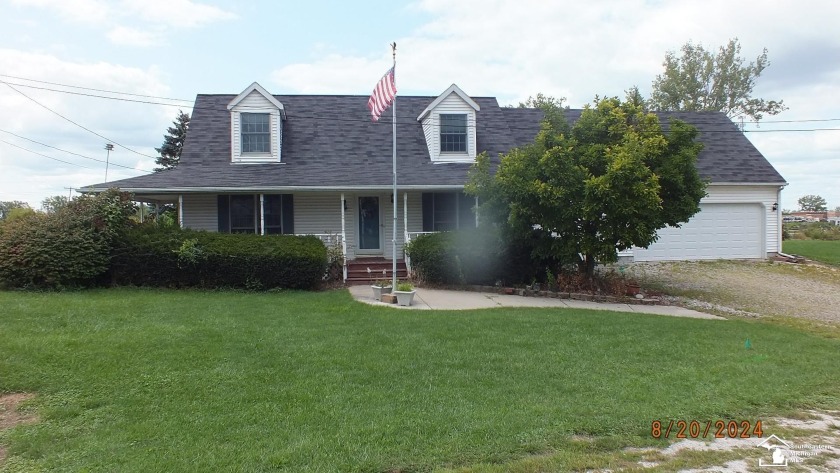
[79,184,469,194]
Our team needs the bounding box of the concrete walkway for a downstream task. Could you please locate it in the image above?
[347,285,723,320]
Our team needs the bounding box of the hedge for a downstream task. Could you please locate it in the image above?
[109,225,328,290]
[0,190,135,289]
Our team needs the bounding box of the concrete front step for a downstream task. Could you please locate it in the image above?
[346,258,408,283]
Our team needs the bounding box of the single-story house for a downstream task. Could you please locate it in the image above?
[83,82,786,279]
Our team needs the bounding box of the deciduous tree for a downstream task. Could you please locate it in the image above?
[467,94,706,276]
[650,38,786,122]
[798,194,827,212]
[41,195,69,214]
[0,201,29,220]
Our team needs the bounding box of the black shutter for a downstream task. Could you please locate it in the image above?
[281,194,294,234]
[217,195,230,233]
[422,193,434,232]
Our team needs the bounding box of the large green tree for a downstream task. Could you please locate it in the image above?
[0,201,29,220]
[467,95,706,276]
[154,110,190,172]
[650,38,786,122]
[798,194,827,212]
[41,195,69,214]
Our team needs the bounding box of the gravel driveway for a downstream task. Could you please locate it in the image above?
[622,260,840,325]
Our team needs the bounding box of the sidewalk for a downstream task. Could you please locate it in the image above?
[347,285,723,320]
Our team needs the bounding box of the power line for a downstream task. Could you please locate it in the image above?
[0,79,158,159]
[0,74,195,103]
[1,81,193,108]
[7,73,840,126]
[3,76,840,135]
[0,128,153,173]
[0,139,94,169]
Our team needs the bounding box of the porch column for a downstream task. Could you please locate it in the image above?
[340,193,348,281]
[139,202,144,223]
[260,194,265,236]
[403,192,408,245]
[178,195,184,229]
[475,196,479,227]
[153,203,158,226]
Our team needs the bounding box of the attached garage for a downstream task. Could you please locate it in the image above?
[633,203,765,262]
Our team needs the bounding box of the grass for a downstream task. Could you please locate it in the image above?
[1,288,839,472]
[783,239,840,265]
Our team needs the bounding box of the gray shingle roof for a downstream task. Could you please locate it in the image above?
[94,94,785,192]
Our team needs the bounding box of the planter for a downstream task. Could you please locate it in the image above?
[371,285,392,300]
[393,290,416,307]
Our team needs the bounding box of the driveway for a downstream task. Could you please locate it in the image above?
[623,260,840,324]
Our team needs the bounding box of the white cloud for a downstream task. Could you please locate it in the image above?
[0,49,171,206]
[10,0,110,23]
[268,0,840,209]
[107,25,163,47]
[120,0,237,28]
[10,0,236,47]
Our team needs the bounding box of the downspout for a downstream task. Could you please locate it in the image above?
[777,185,784,255]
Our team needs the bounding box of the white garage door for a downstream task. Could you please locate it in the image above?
[633,203,764,262]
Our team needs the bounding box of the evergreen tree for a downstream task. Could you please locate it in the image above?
[154,110,190,172]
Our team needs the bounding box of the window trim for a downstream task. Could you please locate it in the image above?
[439,113,468,154]
[240,112,271,155]
[218,194,293,234]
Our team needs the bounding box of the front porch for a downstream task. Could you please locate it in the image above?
[131,189,477,282]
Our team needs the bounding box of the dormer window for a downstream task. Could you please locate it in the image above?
[227,82,285,163]
[440,114,467,153]
[241,113,271,153]
[417,84,480,163]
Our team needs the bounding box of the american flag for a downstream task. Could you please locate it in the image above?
[367,67,397,122]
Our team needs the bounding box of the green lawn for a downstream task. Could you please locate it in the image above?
[1,289,839,472]
[783,239,840,265]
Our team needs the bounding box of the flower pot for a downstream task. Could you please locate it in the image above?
[393,289,416,307]
[371,285,392,300]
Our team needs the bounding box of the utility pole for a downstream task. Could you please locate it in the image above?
[104,143,114,182]
[63,187,73,200]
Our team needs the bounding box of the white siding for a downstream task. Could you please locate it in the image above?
[182,194,217,231]
[421,93,477,162]
[230,90,282,163]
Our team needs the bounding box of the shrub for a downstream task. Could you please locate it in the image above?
[0,189,135,289]
[110,225,328,290]
[405,228,544,285]
[802,222,840,241]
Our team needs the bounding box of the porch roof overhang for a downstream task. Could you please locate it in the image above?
[78,184,469,198]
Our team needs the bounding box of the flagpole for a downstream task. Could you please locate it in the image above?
[391,42,398,289]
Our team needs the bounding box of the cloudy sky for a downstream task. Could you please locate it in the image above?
[1,0,838,211]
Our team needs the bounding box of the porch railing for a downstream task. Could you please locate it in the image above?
[404,231,439,275]
[296,232,347,281]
